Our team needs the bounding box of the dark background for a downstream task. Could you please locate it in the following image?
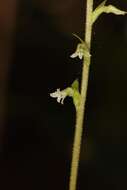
[0,0,127,189]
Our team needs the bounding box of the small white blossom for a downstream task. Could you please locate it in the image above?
[70,43,84,60]
[50,89,67,104]
[70,43,90,60]
[50,82,80,110]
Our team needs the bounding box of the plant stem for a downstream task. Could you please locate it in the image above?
[69,1,93,190]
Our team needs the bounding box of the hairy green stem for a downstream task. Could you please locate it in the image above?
[69,1,93,190]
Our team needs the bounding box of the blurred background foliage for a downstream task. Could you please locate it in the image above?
[0,0,127,189]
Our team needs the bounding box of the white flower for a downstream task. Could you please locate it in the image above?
[70,43,90,60]
[50,89,67,104]
[70,43,84,60]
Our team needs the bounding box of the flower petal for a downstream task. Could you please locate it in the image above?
[78,52,83,59]
[70,52,78,58]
